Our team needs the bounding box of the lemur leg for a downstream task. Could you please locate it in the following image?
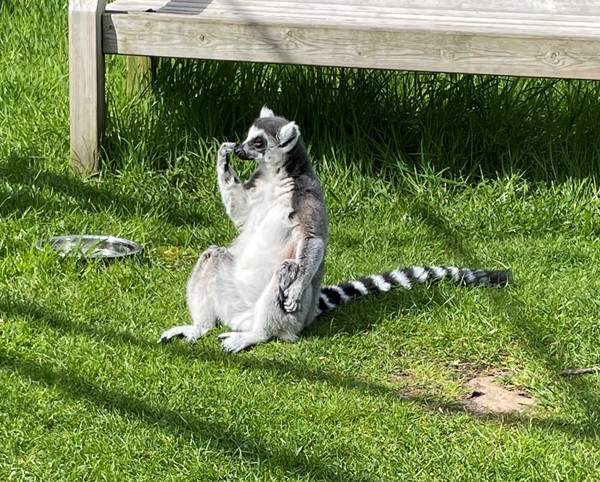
[158,246,231,344]
[218,260,304,352]
[217,142,250,229]
[277,260,316,341]
[282,236,325,313]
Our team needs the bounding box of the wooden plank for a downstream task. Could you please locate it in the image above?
[103,12,600,79]
[148,6,600,30]
[107,0,167,10]
[69,0,106,174]
[106,0,600,16]
[106,0,600,22]
[127,56,153,96]
[103,1,600,37]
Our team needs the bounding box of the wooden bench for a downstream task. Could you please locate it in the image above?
[69,0,600,174]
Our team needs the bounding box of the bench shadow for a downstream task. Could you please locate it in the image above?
[109,57,600,182]
[0,150,209,228]
[2,294,598,443]
[0,351,373,481]
[394,191,600,439]
[157,0,211,15]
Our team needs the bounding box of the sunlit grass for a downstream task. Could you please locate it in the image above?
[1,1,600,480]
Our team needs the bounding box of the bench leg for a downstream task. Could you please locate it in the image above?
[69,0,106,175]
[127,56,154,98]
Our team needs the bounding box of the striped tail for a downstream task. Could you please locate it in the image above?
[316,266,512,315]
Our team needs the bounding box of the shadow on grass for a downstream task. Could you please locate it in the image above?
[304,286,450,339]
[107,60,600,181]
[0,151,209,228]
[395,192,600,438]
[1,295,598,444]
[0,351,372,481]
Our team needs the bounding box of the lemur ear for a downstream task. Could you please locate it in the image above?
[277,121,300,152]
[260,106,275,118]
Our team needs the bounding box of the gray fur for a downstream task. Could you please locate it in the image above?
[158,108,511,352]
[159,108,327,352]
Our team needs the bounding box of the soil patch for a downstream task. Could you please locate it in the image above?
[391,371,537,417]
[462,375,536,417]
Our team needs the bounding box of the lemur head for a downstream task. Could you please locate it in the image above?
[234,107,304,168]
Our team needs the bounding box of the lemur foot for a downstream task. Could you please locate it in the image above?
[200,245,228,264]
[158,325,206,344]
[218,331,269,353]
[277,331,300,343]
[277,260,301,312]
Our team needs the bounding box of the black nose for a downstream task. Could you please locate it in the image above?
[235,144,252,160]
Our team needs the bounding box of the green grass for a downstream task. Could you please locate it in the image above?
[2,0,600,480]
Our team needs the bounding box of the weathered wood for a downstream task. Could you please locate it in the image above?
[68,0,600,174]
[103,8,600,80]
[106,0,600,17]
[69,0,106,174]
[105,0,600,27]
[127,56,153,97]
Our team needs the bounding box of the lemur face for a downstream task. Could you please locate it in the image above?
[234,107,301,164]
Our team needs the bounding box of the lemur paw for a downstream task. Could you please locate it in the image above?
[218,142,236,166]
[218,331,267,353]
[218,142,238,182]
[200,245,227,263]
[158,325,204,344]
[278,260,299,291]
[277,261,301,312]
[219,142,236,154]
[283,281,303,313]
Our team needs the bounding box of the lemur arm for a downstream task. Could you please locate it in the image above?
[282,234,325,313]
[217,142,250,229]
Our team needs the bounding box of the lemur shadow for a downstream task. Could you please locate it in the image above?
[304,286,450,339]
[3,295,598,442]
[0,151,209,229]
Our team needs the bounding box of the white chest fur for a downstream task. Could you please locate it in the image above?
[230,170,298,302]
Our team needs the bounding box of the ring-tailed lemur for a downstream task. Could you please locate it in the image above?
[158,107,511,352]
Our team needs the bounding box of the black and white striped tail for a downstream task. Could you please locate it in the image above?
[316,266,512,315]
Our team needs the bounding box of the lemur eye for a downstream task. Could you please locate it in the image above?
[253,138,265,149]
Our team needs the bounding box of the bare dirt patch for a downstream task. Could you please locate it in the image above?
[462,375,536,417]
[391,371,537,417]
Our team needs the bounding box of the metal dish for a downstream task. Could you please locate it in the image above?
[36,235,143,259]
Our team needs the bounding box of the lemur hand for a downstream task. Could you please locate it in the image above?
[218,142,238,181]
[218,142,236,167]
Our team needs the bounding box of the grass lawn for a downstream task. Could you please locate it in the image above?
[2,1,600,480]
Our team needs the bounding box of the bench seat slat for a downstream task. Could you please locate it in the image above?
[103,0,600,80]
[106,0,600,22]
[104,1,600,39]
[106,0,600,17]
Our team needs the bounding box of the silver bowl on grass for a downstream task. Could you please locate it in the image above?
[36,235,143,259]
